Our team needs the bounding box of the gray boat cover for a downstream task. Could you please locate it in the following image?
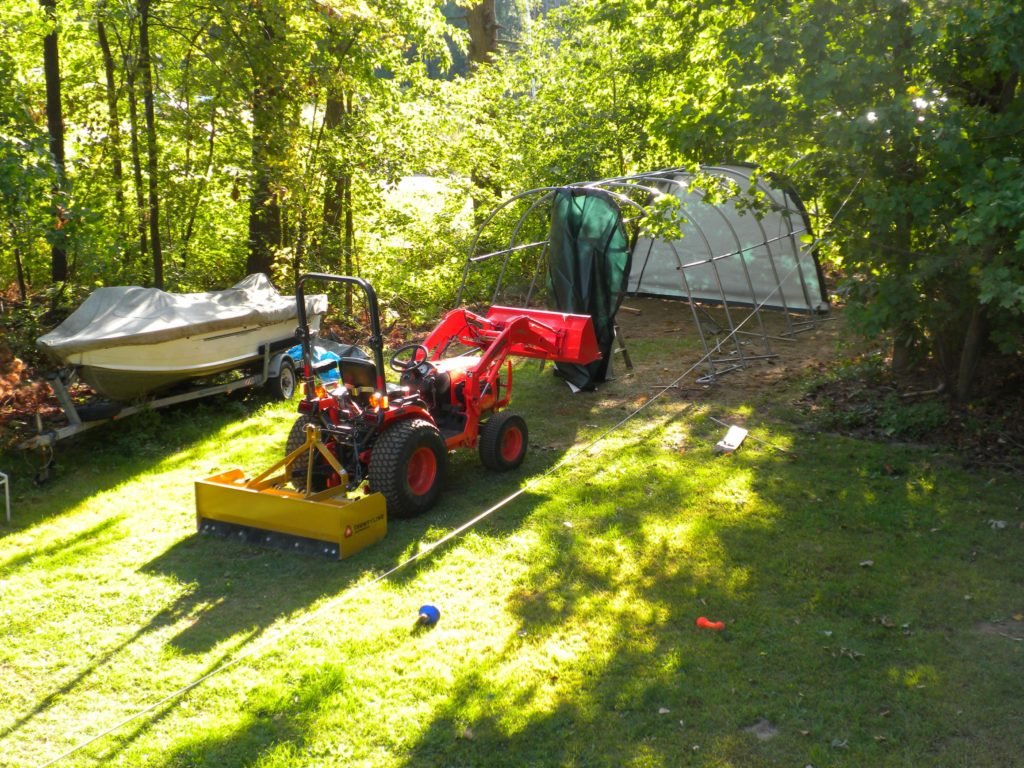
[38,274,327,360]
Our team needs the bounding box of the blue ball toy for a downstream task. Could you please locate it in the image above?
[418,604,440,626]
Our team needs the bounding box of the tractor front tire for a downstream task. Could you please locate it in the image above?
[479,411,528,471]
[369,418,446,518]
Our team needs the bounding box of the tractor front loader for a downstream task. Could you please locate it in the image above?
[196,272,599,558]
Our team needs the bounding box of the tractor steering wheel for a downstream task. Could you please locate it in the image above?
[389,343,436,374]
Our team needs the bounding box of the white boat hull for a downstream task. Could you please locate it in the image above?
[66,316,318,400]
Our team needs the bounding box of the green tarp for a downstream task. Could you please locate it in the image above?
[547,188,632,390]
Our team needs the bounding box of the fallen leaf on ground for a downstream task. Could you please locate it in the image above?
[743,718,779,741]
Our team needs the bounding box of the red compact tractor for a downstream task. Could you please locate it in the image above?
[196,273,599,557]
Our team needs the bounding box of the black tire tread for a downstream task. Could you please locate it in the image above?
[285,415,313,491]
[268,357,296,400]
[478,411,528,471]
[368,418,445,518]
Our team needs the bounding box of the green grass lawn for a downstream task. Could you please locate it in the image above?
[1,347,1021,767]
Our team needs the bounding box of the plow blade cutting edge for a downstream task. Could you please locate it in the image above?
[195,425,386,559]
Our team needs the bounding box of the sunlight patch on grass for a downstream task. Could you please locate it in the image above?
[709,469,755,512]
[890,664,942,689]
[1,361,1022,766]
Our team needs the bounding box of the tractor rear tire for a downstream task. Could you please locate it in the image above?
[285,415,313,492]
[369,418,446,518]
[479,411,528,471]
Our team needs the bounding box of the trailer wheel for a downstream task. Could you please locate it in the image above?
[75,401,123,421]
[479,411,528,471]
[268,357,297,400]
[368,418,446,518]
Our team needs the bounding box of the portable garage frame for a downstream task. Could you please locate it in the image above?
[455,166,829,384]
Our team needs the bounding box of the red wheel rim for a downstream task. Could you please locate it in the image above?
[407,446,438,495]
[500,426,523,463]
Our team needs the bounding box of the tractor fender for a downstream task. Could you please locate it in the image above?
[379,404,435,428]
[360,406,441,466]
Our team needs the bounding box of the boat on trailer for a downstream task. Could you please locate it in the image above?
[37,274,327,401]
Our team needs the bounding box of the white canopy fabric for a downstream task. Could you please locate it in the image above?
[628,166,828,313]
[38,274,327,360]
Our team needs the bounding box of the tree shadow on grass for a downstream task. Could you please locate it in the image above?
[393,447,716,767]
[5,371,594,763]
[86,446,577,765]
[0,515,122,572]
[0,396,264,542]
[138,535,358,655]
[392,427,1024,767]
[37,655,348,768]
[139,430,571,654]
[81,480,558,768]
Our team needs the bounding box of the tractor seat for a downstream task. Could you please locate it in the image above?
[338,356,377,392]
[337,356,402,400]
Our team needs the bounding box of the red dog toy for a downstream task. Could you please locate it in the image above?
[696,616,725,631]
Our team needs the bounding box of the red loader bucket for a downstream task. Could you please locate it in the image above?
[484,306,601,365]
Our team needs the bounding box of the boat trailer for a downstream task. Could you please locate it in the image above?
[22,343,297,483]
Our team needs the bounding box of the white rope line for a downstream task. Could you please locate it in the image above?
[36,260,806,768]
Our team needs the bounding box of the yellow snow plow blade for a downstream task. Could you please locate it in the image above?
[195,424,386,559]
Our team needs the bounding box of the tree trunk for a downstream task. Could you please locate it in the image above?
[125,54,149,270]
[247,83,283,277]
[955,305,989,401]
[890,327,916,375]
[466,0,498,69]
[182,109,217,262]
[321,88,355,312]
[137,0,163,288]
[245,12,285,279]
[464,1,501,221]
[96,20,126,234]
[41,0,68,284]
[9,223,28,301]
[344,174,354,277]
[886,4,922,379]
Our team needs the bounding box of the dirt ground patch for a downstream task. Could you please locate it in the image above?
[614,296,1023,475]
[613,295,845,400]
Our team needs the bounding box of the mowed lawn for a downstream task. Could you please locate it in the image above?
[0,330,1021,768]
